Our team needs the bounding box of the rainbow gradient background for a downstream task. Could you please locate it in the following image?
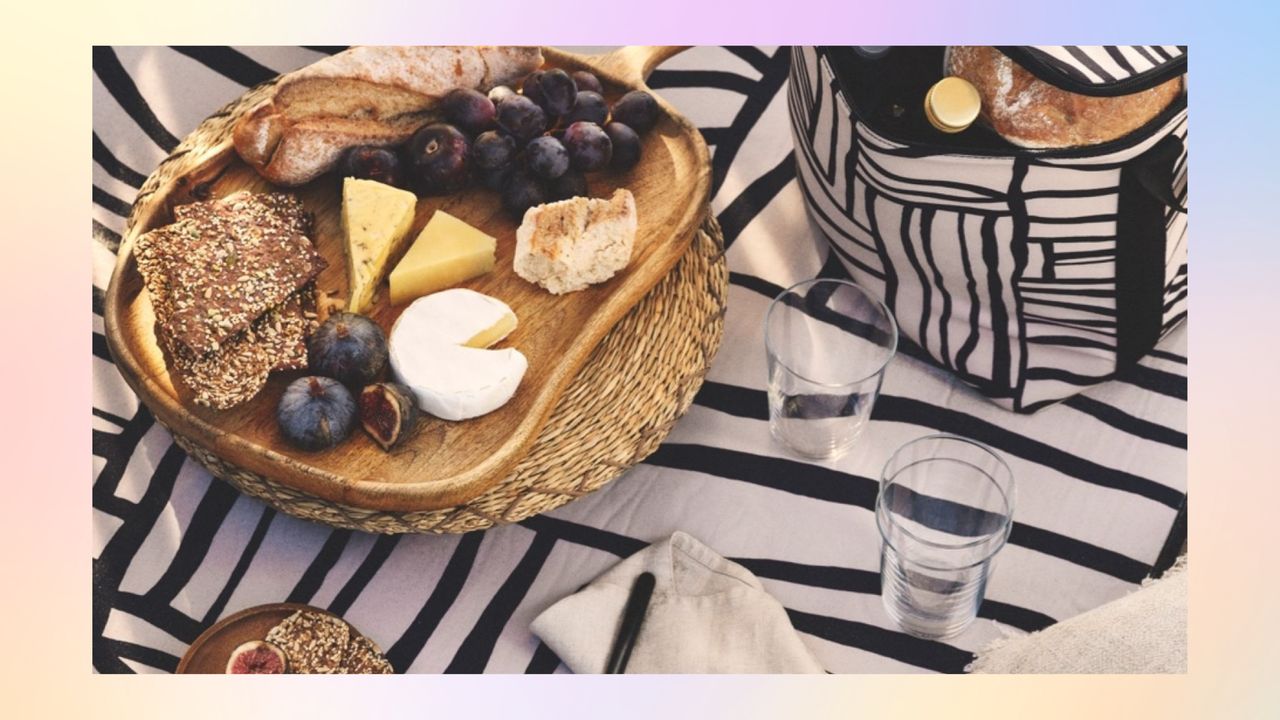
[5,0,1278,715]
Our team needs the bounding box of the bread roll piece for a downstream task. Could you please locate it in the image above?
[947,46,1183,149]
[514,189,637,295]
[233,46,542,185]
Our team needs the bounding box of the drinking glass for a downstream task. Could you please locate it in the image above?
[764,279,897,458]
[877,434,1016,639]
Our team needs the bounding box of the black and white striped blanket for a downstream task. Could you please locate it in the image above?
[93,46,1187,674]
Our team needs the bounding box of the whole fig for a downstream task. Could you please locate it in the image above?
[277,377,357,451]
[308,312,387,387]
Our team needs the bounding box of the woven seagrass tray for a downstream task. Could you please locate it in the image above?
[104,47,726,534]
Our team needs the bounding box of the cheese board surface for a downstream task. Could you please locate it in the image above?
[104,46,712,512]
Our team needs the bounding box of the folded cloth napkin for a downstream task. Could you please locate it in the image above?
[531,531,825,673]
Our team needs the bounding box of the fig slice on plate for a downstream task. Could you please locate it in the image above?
[225,640,288,674]
[359,382,420,451]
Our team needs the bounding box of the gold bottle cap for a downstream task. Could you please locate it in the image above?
[924,76,981,133]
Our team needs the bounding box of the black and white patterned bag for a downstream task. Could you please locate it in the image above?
[789,46,1187,412]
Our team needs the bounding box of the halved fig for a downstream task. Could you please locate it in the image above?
[225,639,288,674]
[359,382,420,451]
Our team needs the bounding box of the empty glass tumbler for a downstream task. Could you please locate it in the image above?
[877,435,1016,639]
[764,279,897,458]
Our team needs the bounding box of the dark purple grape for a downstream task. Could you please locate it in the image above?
[611,90,659,133]
[605,122,641,171]
[533,68,578,117]
[570,70,603,95]
[475,163,513,192]
[565,91,608,126]
[439,87,496,135]
[525,136,570,180]
[520,71,546,107]
[339,146,404,187]
[501,168,548,219]
[562,121,612,172]
[547,169,588,201]
[472,130,517,170]
[495,94,547,144]
[406,123,470,195]
[488,85,517,104]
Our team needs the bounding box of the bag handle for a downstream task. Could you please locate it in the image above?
[1130,134,1187,214]
[1115,133,1185,367]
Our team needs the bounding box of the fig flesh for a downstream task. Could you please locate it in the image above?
[359,382,420,451]
[225,640,288,674]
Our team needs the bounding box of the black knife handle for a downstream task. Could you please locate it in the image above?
[605,572,656,673]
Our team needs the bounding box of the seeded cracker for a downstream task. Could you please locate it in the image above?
[159,286,317,409]
[340,633,395,674]
[265,611,350,674]
[134,192,323,408]
[135,192,325,356]
[175,191,313,237]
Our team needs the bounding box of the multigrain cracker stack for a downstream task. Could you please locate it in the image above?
[265,611,394,675]
[137,192,324,355]
[134,191,325,408]
[160,287,317,409]
[265,611,350,674]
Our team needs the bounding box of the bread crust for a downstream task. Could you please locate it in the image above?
[233,46,543,185]
[514,189,637,295]
[947,46,1183,149]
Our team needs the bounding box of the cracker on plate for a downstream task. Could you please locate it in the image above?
[265,610,350,675]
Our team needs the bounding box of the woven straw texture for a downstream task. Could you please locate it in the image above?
[125,79,727,534]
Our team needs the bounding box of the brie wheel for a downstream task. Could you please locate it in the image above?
[389,289,527,421]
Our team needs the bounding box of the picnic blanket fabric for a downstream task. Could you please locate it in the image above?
[92,46,1188,674]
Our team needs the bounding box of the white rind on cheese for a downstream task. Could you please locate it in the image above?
[389,289,526,421]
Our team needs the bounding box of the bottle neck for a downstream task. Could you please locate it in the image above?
[924,77,981,134]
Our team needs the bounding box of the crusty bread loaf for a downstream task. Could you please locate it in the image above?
[514,189,637,295]
[287,46,541,101]
[946,46,1183,149]
[234,46,543,186]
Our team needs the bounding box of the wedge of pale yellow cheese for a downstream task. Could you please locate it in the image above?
[389,210,496,306]
[341,177,418,313]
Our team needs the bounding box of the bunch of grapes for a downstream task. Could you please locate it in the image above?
[339,68,660,219]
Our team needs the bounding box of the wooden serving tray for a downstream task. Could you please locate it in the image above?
[104,47,711,513]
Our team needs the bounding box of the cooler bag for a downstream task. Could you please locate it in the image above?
[788,46,1187,412]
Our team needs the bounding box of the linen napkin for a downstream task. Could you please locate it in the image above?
[530,531,825,673]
